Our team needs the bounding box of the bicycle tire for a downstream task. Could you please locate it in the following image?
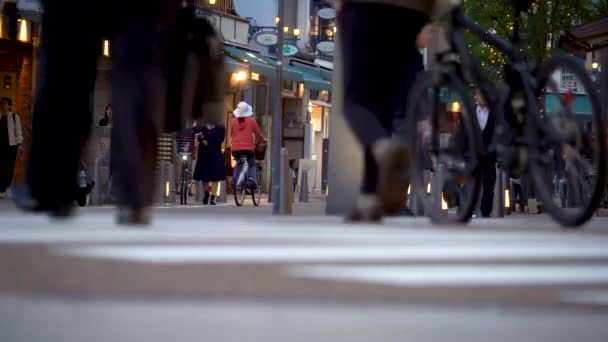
[234,179,246,206]
[406,70,482,224]
[252,176,262,207]
[529,54,606,227]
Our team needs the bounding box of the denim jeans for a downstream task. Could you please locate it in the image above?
[232,150,256,183]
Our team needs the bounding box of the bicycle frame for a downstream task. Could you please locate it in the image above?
[438,6,544,172]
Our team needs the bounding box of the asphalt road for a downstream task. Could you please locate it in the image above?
[1,200,608,341]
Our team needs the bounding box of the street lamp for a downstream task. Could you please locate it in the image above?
[232,71,248,82]
[451,101,461,112]
[592,62,599,70]
[293,28,300,37]
[17,19,29,42]
[283,26,289,33]
[275,16,280,24]
[103,40,110,57]
[209,0,216,5]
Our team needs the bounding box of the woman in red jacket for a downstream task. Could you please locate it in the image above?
[230,102,266,185]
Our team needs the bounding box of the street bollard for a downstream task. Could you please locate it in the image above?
[158,160,175,204]
[299,170,309,202]
[279,148,293,215]
[496,164,505,218]
[217,180,228,203]
[195,181,203,203]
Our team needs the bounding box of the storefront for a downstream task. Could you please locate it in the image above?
[0,4,38,185]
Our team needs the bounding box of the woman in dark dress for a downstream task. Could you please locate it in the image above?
[193,122,226,205]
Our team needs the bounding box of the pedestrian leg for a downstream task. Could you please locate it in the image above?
[24,0,101,211]
[480,161,497,217]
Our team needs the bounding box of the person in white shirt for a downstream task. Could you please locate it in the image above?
[0,97,23,198]
[475,91,497,217]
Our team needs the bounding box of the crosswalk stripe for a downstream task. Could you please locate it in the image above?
[53,244,608,263]
[558,290,608,305]
[287,265,608,286]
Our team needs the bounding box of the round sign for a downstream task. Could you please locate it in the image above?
[283,44,299,57]
[318,7,336,20]
[254,32,278,46]
[316,41,334,55]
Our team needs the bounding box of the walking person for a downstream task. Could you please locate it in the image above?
[338,0,450,221]
[14,0,183,223]
[230,102,266,186]
[193,122,226,205]
[0,97,23,198]
[475,90,497,217]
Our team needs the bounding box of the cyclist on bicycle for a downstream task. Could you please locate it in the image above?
[230,101,266,187]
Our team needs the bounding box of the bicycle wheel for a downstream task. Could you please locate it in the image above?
[529,54,606,227]
[406,70,482,223]
[234,179,246,206]
[252,166,262,207]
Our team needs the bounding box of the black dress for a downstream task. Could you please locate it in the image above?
[193,124,226,182]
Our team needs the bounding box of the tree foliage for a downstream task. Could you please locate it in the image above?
[462,0,601,80]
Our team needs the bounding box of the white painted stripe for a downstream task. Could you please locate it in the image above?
[288,265,608,286]
[1,218,606,245]
[53,244,608,263]
[559,290,608,305]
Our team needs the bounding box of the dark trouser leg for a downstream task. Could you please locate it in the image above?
[0,145,17,192]
[480,160,497,217]
[361,147,378,194]
[111,13,168,210]
[246,152,257,181]
[339,3,427,194]
[0,145,7,192]
[27,1,101,207]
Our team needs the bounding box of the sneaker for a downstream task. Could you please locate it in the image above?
[373,138,409,216]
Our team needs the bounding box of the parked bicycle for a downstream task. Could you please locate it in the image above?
[176,135,195,205]
[406,0,606,227]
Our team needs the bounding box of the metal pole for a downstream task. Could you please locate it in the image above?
[272,0,285,215]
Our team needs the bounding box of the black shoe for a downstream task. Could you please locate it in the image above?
[210,195,216,205]
[397,208,415,217]
[203,192,210,205]
[12,185,74,218]
[345,195,383,223]
[117,207,150,226]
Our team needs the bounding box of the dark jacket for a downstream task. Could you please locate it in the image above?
[477,105,496,162]
[193,124,226,182]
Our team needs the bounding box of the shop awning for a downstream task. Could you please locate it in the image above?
[224,46,276,77]
[289,63,332,91]
[224,55,248,73]
[256,55,303,82]
[545,93,592,114]
[545,93,593,123]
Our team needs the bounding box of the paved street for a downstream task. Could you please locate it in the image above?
[1,200,608,341]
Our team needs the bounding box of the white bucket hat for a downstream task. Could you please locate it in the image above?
[233,101,254,118]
